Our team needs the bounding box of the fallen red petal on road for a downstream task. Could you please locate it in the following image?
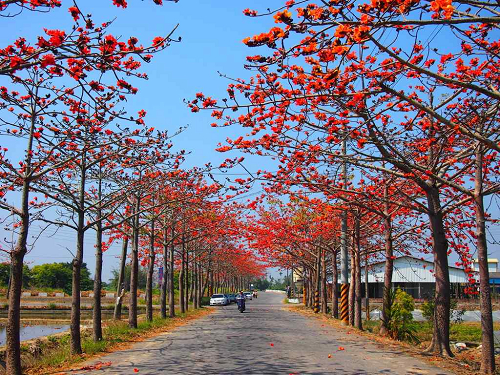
[270,343,274,347]
[134,369,140,373]
[74,362,112,371]
[328,354,332,358]
[338,347,345,351]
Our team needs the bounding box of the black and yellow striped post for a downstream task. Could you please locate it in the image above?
[314,290,320,313]
[340,283,349,324]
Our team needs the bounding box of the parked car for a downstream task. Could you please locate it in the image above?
[243,291,253,300]
[226,293,237,303]
[210,294,229,306]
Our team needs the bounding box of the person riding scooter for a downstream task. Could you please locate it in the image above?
[236,291,246,313]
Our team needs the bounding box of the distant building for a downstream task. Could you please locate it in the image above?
[292,268,303,296]
[473,258,498,273]
[473,258,500,293]
[360,255,469,299]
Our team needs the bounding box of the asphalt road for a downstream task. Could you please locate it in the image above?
[73,292,451,374]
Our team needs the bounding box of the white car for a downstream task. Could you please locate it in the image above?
[210,294,229,306]
[243,292,253,300]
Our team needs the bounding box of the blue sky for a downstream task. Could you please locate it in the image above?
[0,0,283,282]
[0,0,498,283]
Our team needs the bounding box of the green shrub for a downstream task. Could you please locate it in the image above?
[82,339,108,354]
[384,288,419,343]
[421,299,434,322]
[47,335,58,344]
[421,298,465,324]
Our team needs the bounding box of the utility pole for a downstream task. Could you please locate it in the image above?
[340,137,349,325]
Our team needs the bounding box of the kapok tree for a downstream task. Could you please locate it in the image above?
[189,2,498,368]
[0,0,178,369]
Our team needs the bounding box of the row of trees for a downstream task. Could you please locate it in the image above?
[0,262,94,294]
[251,275,291,291]
[0,1,265,374]
[191,1,500,373]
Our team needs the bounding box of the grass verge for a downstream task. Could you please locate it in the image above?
[20,307,212,375]
[286,305,499,375]
[363,319,500,344]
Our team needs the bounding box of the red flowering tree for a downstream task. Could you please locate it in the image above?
[0,0,178,371]
[190,1,499,371]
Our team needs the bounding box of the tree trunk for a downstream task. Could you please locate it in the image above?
[146,220,155,322]
[332,250,339,319]
[302,269,309,307]
[129,197,141,329]
[197,263,203,305]
[114,237,128,320]
[321,249,328,314]
[71,153,87,354]
[179,236,185,313]
[192,256,198,308]
[202,267,210,298]
[215,271,219,294]
[189,250,196,303]
[93,174,103,342]
[93,220,103,341]
[6,176,30,374]
[474,143,495,374]
[71,224,84,354]
[185,246,189,311]
[349,243,356,326]
[308,272,314,308]
[424,187,453,357]
[6,105,36,374]
[365,248,369,321]
[161,226,168,319]
[380,214,394,335]
[168,224,175,318]
[6,253,26,375]
[209,270,214,297]
[189,265,195,303]
[354,217,362,330]
[314,251,321,313]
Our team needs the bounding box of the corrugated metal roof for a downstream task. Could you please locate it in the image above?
[361,256,469,283]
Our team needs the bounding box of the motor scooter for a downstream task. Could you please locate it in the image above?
[236,297,245,313]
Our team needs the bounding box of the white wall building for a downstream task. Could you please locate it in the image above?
[361,255,469,299]
[473,258,498,273]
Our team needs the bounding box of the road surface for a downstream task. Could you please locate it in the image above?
[73,292,451,374]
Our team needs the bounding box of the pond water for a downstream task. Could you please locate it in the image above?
[0,324,70,346]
